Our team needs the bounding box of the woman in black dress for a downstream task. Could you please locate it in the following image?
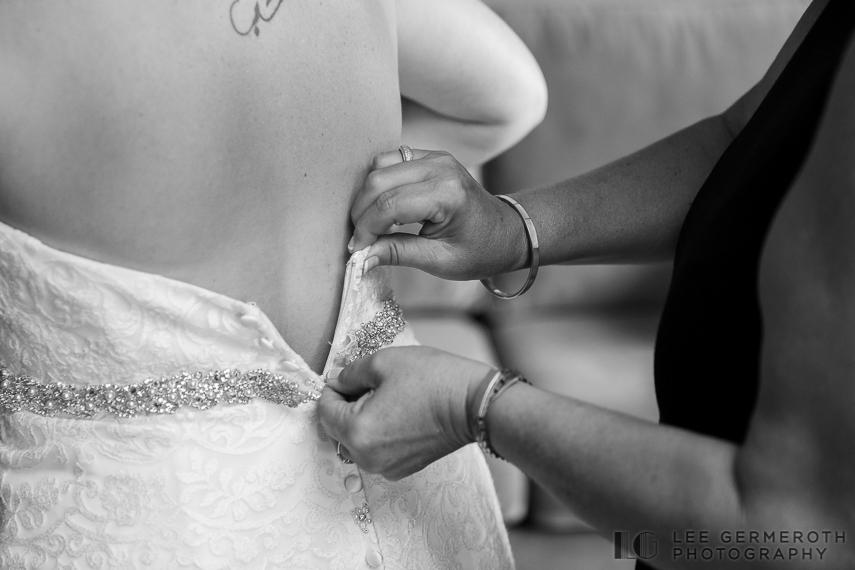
[320,0,855,567]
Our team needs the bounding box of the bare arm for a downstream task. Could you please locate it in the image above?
[349,1,826,273]
[396,0,547,166]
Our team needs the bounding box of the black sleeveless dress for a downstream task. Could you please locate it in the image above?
[640,1,855,568]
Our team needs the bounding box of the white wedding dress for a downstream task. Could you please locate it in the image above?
[0,220,514,570]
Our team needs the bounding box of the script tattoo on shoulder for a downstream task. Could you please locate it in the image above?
[230,0,285,37]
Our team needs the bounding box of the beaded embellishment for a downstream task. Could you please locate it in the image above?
[352,502,373,533]
[0,299,406,419]
[0,368,318,419]
[345,298,406,362]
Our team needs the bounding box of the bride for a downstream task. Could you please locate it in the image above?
[0,0,546,568]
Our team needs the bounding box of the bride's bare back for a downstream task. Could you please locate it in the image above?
[0,0,400,371]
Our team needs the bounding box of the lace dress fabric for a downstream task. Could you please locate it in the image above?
[0,221,514,570]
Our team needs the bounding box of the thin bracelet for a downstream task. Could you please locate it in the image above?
[476,368,531,460]
[480,195,540,299]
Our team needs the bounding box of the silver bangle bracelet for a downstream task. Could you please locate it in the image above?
[476,368,531,461]
[480,195,540,299]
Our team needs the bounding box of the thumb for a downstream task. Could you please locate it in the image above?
[363,233,447,276]
[326,357,380,397]
[316,386,353,443]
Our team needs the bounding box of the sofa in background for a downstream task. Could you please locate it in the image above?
[392,0,809,538]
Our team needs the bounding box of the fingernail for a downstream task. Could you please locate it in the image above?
[347,237,355,253]
[363,256,378,274]
[327,367,343,380]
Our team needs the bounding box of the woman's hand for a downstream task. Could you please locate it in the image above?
[349,149,528,280]
[317,346,494,480]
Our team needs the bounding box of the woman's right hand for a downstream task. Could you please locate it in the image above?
[349,149,528,280]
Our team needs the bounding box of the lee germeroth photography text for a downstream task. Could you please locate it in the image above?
[614,529,847,562]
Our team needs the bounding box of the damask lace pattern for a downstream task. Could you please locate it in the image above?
[0,223,514,570]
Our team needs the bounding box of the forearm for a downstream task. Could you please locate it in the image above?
[489,385,742,554]
[506,114,736,268]
[487,384,845,569]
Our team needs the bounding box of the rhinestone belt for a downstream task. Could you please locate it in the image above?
[346,298,406,361]
[0,298,406,419]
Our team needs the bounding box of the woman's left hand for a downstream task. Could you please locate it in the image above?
[318,346,494,480]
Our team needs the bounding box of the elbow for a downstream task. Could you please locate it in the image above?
[493,64,548,153]
[525,65,550,130]
[733,439,855,568]
[453,71,547,166]
[509,63,549,136]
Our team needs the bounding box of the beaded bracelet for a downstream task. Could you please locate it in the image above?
[476,368,531,460]
[480,195,540,299]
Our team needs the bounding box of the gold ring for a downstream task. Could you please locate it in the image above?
[398,145,413,163]
[337,441,354,464]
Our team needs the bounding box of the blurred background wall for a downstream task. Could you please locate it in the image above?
[392,0,809,567]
